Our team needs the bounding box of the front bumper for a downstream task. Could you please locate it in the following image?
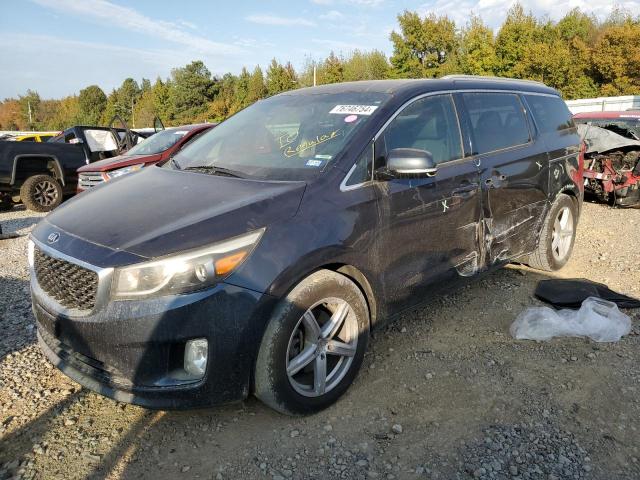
[32,279,277,410]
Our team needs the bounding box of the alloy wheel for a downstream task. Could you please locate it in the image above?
[286,297,359,397]
[551,206,573,261]
[33,180,59,207]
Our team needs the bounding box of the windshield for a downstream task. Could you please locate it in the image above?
[126,128,190,155]
[168,92,390,181]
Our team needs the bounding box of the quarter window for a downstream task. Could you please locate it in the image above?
[525,95,574,133]
[462,93,530,155]
[344,143,373,187]
[379,94,462,166]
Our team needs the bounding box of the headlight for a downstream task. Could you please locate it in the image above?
[112,228,264,298]
[104,164,143,181]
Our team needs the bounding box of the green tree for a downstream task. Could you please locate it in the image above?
[342,50,390,81]
[206,73,237,121]
[233,67,251,111]
[266,59,298,95]
[389,10,456,78]
[171,60,217,123]
[247,66,267,103]
[321,52,344,84]
[151,78,174,123]
[494,3,539,77]
[556,8,597,43]
[49,96,80,130]
[78,85,107,125]
[101,78,141,125]
[458,14,498,76]
[141,78,152,93]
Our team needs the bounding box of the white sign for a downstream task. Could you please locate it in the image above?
[329,105,378,115]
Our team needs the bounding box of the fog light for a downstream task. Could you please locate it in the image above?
[184,338,208,378]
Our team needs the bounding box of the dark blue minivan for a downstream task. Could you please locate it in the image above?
[29,76,583,414]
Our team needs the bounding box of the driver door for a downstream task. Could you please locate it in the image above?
[374,94,482,314]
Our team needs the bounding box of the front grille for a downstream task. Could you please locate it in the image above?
[34,248,99,311]
[78,172,104,190]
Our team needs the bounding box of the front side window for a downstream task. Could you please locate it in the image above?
[169,92,390,181]
[463,93,530,155]
[378,94,463,166]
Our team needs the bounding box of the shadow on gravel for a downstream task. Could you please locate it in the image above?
[0,390,87,469]
[84,411,163,480]
[0,276,35,360]
[0,216,43,234]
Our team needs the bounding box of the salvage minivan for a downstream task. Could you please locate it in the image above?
[29,76,583,415]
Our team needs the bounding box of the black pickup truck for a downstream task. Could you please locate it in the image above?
[0,124,150,212]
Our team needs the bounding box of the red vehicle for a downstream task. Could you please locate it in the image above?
[76,123,215,192]
[574,111,640,206]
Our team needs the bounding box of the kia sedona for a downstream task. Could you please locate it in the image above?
[29,76,583,415]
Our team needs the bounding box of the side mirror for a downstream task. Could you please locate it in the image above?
[385,148,437,178]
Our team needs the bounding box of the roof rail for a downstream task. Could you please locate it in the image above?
[441,75,546,86]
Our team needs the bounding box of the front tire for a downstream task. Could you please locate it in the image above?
[20,174,63,212]
[254,270,370,415]
[527,193,578,271]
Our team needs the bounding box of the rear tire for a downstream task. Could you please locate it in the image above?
[254,270,369,415]
[20,174,63,212]
[527,193,577,271]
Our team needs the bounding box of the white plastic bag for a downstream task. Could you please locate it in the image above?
[510,297,632,342]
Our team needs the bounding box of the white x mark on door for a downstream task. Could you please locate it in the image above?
[536,161,543,170]
[442,199,449,212]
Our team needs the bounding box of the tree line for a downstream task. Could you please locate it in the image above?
[1,4,638,131]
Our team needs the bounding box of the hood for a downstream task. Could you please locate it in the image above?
[77,153,163,172]
[578,124,640,154]
[43,166,306,259]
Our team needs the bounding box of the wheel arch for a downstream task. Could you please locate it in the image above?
[270,261,378,330]
[560,187,580,208]
[12,155,65,186]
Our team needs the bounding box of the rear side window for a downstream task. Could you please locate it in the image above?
[525,95,574,133]
[380,94,462,165]
[462,93,530,155]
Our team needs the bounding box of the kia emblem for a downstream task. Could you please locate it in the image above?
[47,232,60,244]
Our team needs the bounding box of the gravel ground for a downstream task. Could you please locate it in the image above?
[1,201,639,480]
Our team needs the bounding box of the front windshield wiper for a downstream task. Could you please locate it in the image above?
[182,165,246,178]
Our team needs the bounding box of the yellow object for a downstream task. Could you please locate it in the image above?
[14,132,59,142]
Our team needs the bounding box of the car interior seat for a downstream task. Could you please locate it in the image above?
[473,110,504,153]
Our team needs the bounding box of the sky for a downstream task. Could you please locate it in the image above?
[0,0,633,99]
